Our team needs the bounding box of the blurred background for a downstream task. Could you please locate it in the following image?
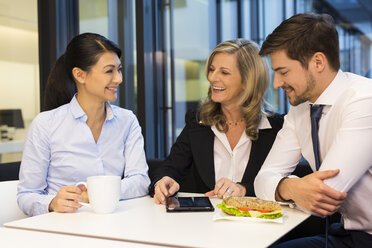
[0,0,371,164]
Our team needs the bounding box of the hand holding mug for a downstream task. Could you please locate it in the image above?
[49,185,84,213]
[79,184,89,203]
[76,175,121,214]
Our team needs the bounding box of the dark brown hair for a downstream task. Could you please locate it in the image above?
[259,13,340,71]
[43,33,121,111]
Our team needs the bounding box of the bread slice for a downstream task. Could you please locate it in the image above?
[224,196,281,212]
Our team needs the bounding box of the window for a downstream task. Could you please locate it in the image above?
[154,0,372,158]
[79,0,109,37]
[3,0,370,164]
[164,0,213,151]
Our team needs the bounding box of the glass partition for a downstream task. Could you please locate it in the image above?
[79,0,108,37]
[159,0,372,157]
[164,0,213,152]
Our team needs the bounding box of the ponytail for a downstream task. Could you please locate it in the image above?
[43,54,76,111]
[42,33,121,111]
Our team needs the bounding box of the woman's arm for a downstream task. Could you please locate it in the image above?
[17,113,54,216]
[120,115,151,199]
[148,111,196,196]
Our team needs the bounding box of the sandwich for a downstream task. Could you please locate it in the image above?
[217,196,283,219]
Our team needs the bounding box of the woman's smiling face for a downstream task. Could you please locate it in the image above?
[82,51,123,103]
[208,52,244,108]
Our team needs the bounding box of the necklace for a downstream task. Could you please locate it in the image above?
[226,119,244,126]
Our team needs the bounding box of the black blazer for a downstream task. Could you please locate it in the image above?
[149,111,284,196]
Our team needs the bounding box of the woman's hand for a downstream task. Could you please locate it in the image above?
[49,185,84,213]
[154,176,180,205]
[205,178,246,198]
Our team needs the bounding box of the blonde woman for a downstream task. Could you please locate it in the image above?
[150,39,283,204]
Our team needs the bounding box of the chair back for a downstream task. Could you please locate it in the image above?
[0,180,27,226]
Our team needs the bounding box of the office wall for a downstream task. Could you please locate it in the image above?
[0,0,39,127]
[0,25,39,126]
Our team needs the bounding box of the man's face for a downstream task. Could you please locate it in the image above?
[270,50,317,106]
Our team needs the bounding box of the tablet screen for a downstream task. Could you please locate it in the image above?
[166,196,214,212]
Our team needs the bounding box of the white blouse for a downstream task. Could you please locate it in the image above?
[212,115,271,183]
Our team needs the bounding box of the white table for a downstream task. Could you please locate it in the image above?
[0,227,164,248]
[5,194,310,248]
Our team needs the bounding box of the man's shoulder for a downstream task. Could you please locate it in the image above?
[344,72,372,83]
[344,72,372,88]
[341,73,372,100]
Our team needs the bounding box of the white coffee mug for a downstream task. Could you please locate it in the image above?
[76,175,121,214]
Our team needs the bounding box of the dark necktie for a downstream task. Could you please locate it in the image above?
[310,104,328,248]
[310,104,324,170]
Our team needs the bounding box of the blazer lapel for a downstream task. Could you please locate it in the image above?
[189,127,215,189]
[243,130,274,184]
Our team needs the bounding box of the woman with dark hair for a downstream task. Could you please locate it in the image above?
[17,33,150,216]
[150,39,283,204]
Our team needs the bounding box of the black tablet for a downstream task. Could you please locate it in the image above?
[166,196,214,212]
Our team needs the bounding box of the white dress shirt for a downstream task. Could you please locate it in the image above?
[17,96,150,216]
[212,115,271,183]
[255,70,372,234]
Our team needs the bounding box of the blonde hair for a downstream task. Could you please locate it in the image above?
[199,39,271,140]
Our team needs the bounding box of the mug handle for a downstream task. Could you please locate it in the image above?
[75,182,90,207]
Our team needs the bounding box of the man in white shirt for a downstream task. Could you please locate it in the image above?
[254,13,372,247]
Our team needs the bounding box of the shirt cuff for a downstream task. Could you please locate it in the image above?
[40,194,56,215]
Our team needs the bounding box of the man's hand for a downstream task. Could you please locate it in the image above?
[277,169,347,216]
[153,176,180,205]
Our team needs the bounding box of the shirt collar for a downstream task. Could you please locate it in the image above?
[105,102,115,120]
[70,95,85,119]
[70,95,115,121]
[258,114,272,130]
[312,69,348,106]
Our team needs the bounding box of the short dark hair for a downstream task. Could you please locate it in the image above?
[259,13,340,71]
[43,33,121,111]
